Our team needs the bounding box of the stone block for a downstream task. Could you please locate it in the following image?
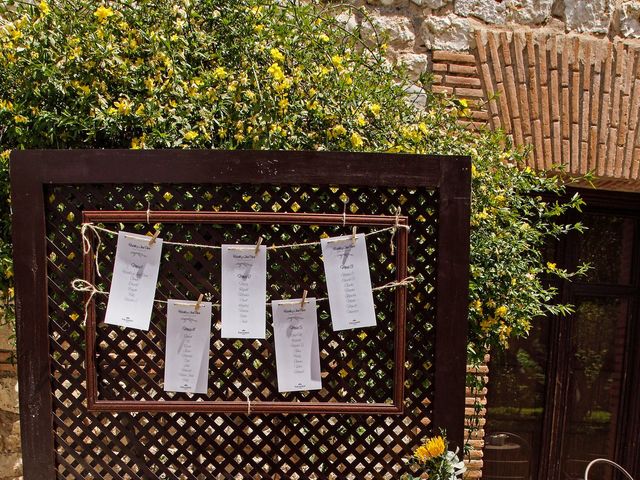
[366,0,397,5]
[619,1,640,37]
[0,377,19,414]
[4,418,21,452]
[455,0,507,24]
[404,84,429,108]
[411,0,451,8]
[421,14,473,51]
[0,322,14,352]
[507,0,554,25]
[0,412,20,452]
[397,53,431,81]
[564,0,614,34]
[0,453,22,479]
[361,14,416,50]
[335,11,359,33]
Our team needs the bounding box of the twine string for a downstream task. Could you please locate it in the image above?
[81,224,103,278]
[71,279,107,324]
[80,222,410,253]
[389,206,407,256]
[70,276,416,323]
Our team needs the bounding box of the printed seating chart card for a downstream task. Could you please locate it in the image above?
[104,231,163,331]
[163,299,212,394]
[272,298,322,393]
[321,233,376,331]
[221,244,267,338]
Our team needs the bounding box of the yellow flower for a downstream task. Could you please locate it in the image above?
[144,77,155,91]
[328,124,346,139]
[278,98,289,112]
[414,436,446,463]
[547,262,557,271]
[356,115,366,127]
[254,24,264,33]
[350,132,363,148]
[94,6,115,23]
[331,54,343,69]
[213,66,227,80]
[0,100,14,112]
[13,114,28,123]
[495,306,508,318]
[0,150,11,161]
[130,136,145,149]
[318,33,329,42]
[183,130,198,141]
[267,63,285,81]
[39,1,51,15]
[480,316,497,332]
[270,48,285,63]
[369,103,381,117]
[113,98,132,115]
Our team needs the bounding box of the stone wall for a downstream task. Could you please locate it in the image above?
[342,0,640,64]
[0,322,21,480]
[341,0,640,193]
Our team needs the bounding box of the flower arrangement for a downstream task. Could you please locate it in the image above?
[404,433,466,480]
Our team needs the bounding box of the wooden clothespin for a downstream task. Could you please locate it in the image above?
[351,226,357,246]
[300,289,308,310]
[194,293,204,312]
[149,229,160,246]
[255,236,263,255]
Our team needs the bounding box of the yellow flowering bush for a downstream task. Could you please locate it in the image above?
[0,0,585,358]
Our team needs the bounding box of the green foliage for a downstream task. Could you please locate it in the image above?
[0,0,585,355]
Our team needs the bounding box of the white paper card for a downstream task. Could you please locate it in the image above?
[320,233,376,331]
[221,245,267,338]
[104,231,163,331]
[272,298,322,393]
[164,299,211,394]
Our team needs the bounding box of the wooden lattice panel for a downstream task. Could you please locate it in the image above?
[11,150,470,479]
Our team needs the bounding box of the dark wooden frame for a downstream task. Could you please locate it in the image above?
[83,210,410,414]
[10,150,471,479]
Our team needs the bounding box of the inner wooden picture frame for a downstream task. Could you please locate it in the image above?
[82,210,409,414]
